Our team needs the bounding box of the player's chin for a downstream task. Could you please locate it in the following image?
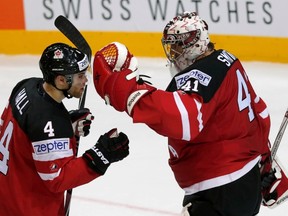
[73,94,81,99]
[72,90,83,98]
[68,86,85,98]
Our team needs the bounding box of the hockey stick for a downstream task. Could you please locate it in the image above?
[271,108,288,159]
[260,108,288,175]
[54,15,92,216]
[54,15,92,62]
[259,108,288,207]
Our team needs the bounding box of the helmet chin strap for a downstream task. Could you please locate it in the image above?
[63,75,73,98]
[52,75,73,99]
[63,89,73,99]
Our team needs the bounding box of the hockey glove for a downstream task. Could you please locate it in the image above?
[69,108,94,137]
[181,203,192,216]
[261,157,288,208]
[93,49,156,115]
[83,128,129,175]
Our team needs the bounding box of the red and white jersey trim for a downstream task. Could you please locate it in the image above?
[173,91,190,141]
[32,150,73,161]
[38,168,61,181]
[260,108,269,119]
[194,98,204,132]
[173,92,203,141]
[183,156,261,195]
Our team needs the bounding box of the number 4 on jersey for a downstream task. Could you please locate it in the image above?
[0,121,13,175]
[236,70,255,121]
[44,121,55,137]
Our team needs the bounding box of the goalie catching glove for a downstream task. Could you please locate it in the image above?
[83,128,129,175]
[93,42,156,115]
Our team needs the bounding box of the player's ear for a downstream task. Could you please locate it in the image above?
[55,74,67,88]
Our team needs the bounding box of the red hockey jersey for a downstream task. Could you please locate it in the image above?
[0,78,100,215]
[132,50,270,194]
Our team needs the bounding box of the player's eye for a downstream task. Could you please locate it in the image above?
[77,71,87,79]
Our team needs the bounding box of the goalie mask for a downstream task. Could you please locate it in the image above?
[162,12,210,72]
[39,43,89,85]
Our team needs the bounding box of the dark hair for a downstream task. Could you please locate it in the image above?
[208,42,215,51]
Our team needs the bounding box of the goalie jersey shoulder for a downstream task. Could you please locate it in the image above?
[9,78,73,142]
[166,49,237,103]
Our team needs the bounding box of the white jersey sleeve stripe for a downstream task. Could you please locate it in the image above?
[32,150,73,161]
[38,168,61,181]
[173,91,190,141]
[194,98,204,132]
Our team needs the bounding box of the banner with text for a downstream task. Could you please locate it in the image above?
[22,0,287,37]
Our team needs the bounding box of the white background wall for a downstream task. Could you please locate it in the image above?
[23,0,287,37]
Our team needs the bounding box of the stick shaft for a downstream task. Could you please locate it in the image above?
[271,108,288,159]
[54,15,92,216]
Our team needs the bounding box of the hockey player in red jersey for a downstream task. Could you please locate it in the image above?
[92,12,275,215]
[0,43,129,216]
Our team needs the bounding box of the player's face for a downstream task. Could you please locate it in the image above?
[163,42,183,63]
[170,44,183,60]
[68,71,88,98]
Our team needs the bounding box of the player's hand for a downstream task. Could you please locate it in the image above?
[260,157,288,208]
[83,128,129,175]
[69,108,94,137]
[261,160,282,207]
[181,203,192,216]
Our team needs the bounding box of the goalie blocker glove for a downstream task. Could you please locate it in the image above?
[261,157,288,208]
[83,128,129,175]
[93,48,156,116]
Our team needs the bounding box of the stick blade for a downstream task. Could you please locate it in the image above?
[54,15,92,62]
